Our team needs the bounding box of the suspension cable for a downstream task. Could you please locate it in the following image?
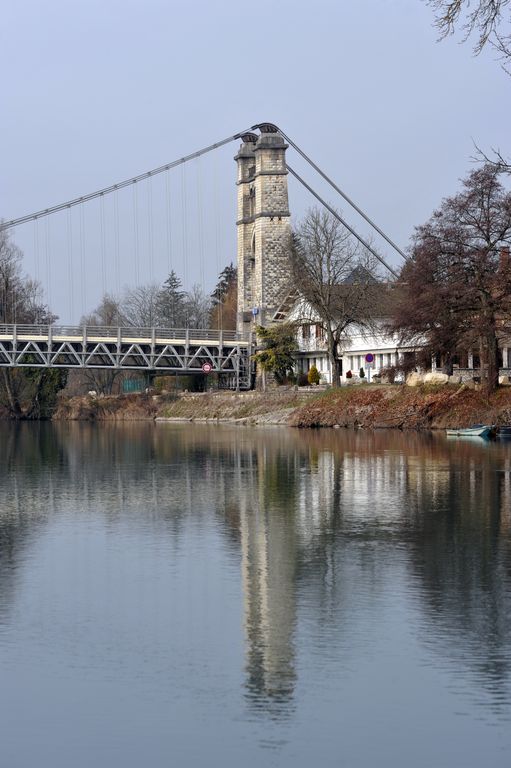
[4,122,406,271]
[270,127,407,262]
[67,207,74,322]
[165,168,172,278]
[1,128,255,231]
[287,164,399,279]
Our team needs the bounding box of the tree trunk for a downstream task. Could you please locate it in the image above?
[327,332,341,387]
[485,327,500,394]
[25,371,45,419]
[479,336,485,383]
[442,351,453,376]
[332,356,343,387]
[1,369,23,419]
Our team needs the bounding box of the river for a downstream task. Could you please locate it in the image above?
[1,423,510,767]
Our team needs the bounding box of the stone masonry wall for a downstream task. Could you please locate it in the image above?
[236,130,292,332]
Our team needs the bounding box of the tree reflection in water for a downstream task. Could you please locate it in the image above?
[1,423,510,721]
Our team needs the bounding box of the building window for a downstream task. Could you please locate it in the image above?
[302,324,310,340]
[315,324,324,340]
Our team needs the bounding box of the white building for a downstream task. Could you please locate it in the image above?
[278,285,511,385]
[281,287,413,385]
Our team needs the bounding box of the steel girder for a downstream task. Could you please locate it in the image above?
[0,327,253,389]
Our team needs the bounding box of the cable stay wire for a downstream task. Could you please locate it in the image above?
[1,128,255,231]
[287,164,399,279]
[3,122,406,271]
[271,126,408,262]
[3,120,404,284]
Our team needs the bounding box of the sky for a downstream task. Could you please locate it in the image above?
[2,0,510,324]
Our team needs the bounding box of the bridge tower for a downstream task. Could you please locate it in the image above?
[235,124,291,335]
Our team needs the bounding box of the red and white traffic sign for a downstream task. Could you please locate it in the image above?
[202,362,213,374]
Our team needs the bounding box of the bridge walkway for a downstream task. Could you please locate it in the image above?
[0,325,253,390]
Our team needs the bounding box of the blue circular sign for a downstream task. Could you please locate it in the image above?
[365,353,374,363]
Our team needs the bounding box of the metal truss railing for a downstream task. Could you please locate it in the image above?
[0,325,253,389]
[0,324,247,342]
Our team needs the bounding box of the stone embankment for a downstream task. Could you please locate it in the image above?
[51,383,511,430]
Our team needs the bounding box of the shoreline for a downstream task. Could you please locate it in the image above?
[42,383,511,430]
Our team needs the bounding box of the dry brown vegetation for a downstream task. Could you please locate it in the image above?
[290,384,511,429]
[50,383,511,429]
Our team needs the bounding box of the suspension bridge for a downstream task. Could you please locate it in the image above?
[1,122,406,389]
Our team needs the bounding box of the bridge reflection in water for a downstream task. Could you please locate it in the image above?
[1,424,511,728]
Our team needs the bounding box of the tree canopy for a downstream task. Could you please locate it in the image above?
[254,324,297,384]
[391,164,511,391]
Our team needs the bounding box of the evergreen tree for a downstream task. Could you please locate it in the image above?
[211,263,237,306]
[158,270,186,327]
[210,263,237,330]
[254,324,297,384]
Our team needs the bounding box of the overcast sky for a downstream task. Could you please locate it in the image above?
[2,0,510,323]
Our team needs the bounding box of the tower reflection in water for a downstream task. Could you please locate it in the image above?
[1,423,510,718]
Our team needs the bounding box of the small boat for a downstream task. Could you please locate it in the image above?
[446,424,492,438]
[497,425,511,438]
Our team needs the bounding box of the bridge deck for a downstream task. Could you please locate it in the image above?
[0,325,253,389]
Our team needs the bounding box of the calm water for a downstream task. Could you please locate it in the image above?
[1,423,511,767]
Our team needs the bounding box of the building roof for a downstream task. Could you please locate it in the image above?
[273,279,399,323]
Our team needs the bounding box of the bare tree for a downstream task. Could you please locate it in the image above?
[428,0,511,69]
[120,283,162,327]
[0,228,63,417]
[292,208,382,387]
[79,293,123,395]
[390,164,511,392]
[428,2,511,171]
[184,283,211,329]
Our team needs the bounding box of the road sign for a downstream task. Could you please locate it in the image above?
[365,353,374,364]
[202,362,213,374]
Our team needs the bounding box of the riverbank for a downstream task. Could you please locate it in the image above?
[52,389,312,424]
[50,383,511,429]
[289,383,511,429]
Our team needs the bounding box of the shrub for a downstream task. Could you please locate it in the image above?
[298,373,309,387]
[381,366,397,384]
[359,367,365,379]
[254,324,298,383]
[346,370,353,379]
[154,375,172,391]
[308,365,320,385]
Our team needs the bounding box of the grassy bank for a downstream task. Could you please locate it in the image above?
[51,383,511,429]
[290,383,511,429]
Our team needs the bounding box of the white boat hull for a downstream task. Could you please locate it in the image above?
[446,426,491,438]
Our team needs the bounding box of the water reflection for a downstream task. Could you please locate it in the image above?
[1,423,511,732]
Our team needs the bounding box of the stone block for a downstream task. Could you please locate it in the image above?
[423,372,449,385]
[499,375,511,385]
[406,372,424,387]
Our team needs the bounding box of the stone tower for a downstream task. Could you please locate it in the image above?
[235,124,291,335]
